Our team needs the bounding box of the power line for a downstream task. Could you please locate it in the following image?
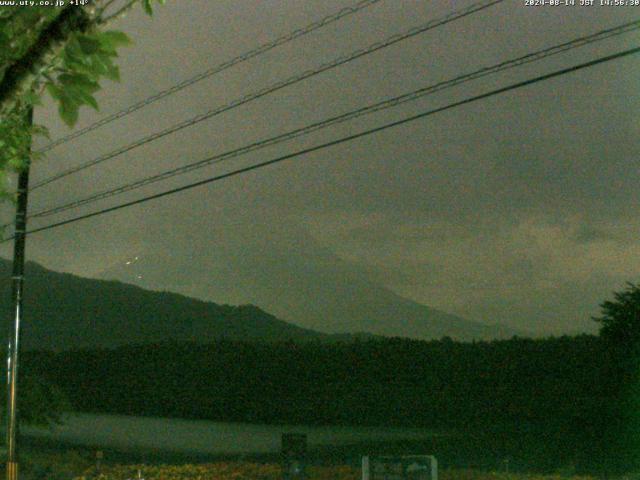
[30,0,504,191]
[36,0,384,153]
[25,19,640,221]
[9,45,639,242]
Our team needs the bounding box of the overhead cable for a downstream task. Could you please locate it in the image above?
[30,0,504,190]
[26,19,640,221]
[10,45,639,241]
[36,0,384,153]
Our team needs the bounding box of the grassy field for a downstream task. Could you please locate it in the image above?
[5,444,610,480]
[67,463,599,480]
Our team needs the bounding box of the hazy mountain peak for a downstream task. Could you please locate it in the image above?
[92,223,524,341]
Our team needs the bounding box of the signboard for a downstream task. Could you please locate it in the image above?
[362,455,437,480]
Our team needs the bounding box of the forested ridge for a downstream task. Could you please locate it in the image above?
[20,333,638,472]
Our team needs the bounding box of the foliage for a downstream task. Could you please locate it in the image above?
[20,449,91,480]
[0,366,69,427]
[14,373,70,426]
[45,29,132,126]
[0,103,35,200]
[24,334,627,472]
[0,7,60,79]
[593,282,640,348]
[142,0,166,17]
[75,462,285,480]
[591,283,640,472]
[69,464,598,480]
[29,336,607,429]
[0,0,165,200]
[0,347,70,426]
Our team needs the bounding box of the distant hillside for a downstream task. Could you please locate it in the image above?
[0,251,522,351]
[97,229,524,341]
[0,259,327,350]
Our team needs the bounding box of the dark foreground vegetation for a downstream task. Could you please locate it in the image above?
[4,447,608,480]
[9,283,640,475]
[19,331,639,475]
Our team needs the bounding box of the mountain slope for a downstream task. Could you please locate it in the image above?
[97,223,522,341]
[0,259,326,350]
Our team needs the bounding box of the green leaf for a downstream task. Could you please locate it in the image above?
[68,54,107,78]
[58,73,100,93]
[83,94,99,111]
[31,124,50,140]
[0,30,10,49]
[53,73,101,113]
[63,37,86,66]
[96,31,130,56]
[53,87,82,127]
[65,85,99,111]
[23,90,42,106]
[76,34,101,54]
[88,54,110,76]
[8,155,26,171]
[143,0,153,16]
[59,97,79,127]
[99,30,132,48]
[63,58,98,77]
[105,64,120,82]
[46,83,63,101]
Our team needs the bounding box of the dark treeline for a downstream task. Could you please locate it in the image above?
[21,334,639,472]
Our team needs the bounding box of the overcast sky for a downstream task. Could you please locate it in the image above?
[2,0,639,336]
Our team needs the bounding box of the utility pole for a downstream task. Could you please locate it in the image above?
[5,107,32,480]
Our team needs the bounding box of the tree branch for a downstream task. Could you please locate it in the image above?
[95,0,120,18]
[98,0,139,25]
[0,5,94,117]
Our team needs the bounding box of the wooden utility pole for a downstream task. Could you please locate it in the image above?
[5,107,32,480]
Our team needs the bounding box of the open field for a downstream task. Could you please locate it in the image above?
[70,464,599,480]
[5,446,608,480]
